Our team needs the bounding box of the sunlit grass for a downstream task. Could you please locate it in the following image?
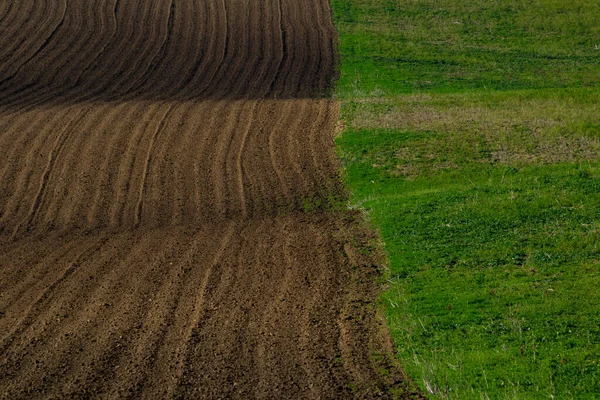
[333,0,600,97]
[332,0,600,398]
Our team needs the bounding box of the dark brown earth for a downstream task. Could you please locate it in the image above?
[0,1,422,398]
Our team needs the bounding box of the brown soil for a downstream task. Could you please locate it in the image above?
[0,1,423,398]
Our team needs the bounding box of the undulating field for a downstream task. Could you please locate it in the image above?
[332,0,600,398]
[0,1,423,398]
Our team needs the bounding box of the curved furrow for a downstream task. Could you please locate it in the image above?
[37,232,157,394]
[251,220,285,391]
[126,1,194,99]
[266,101,296,207]
[318,0,341,94]
[209,101,246,219]
[175,230,247,396]
[271,0,300,98]
[0,234,108,355]
[0,1,61,89]
[155,0,207,99]
[83,0,152,101]
[1,0,119,114]
[97,1,169,100]
[57,0,116,88]
[315,0,337,97]
[115,1,175,99]
[53,0,139,105]
[136,102,206,227]
[0,108,74,232]
[0,234,84,329]
[279,0,332,98]
[133,103,191,227]
[203,0,248,99]
[141,101,225,226]
[0,0,338,105]
[283,101,314,199]
[0,0,32,58]
[307,0,333,96]
[134,104,176,227]
[0,0,46,61]
[251,0,283,98]
[0,1,97,108]
[313,0,339,97]
[233,221,293,393]
[0,1,14,24]
[231,101,261,218]
[263,0,286,98]
[16,231,180,398]
[0,1,56,104]
[266,101,313,211]
[225,221,288,396]
[154,222,236,398]
[105,102,169,228]
[314,100,344,193]
[1,102,140,234]
[257,0,284,97]
[252,218,310,395]
[186,222,269,398]
[0,234,128,397]
[171,102,212,225]
[296,223,350,397]
[41,102,140,231]
[10,108,87,237]
[298,100,337,197]
[174,220,302,398]
[281,0,309,98]
[84,230,199,398]
[29,106,114,230]
[28,0,156,106]
[0,108,60,175]
[81,103,143,229]
[181,0,228,100]
[307,100,341,196]
[223,1,268,99]
[292,0,323,98]
[212,0,280,99]
[239,101,290,216]
[171,1,214,99]
[69,0,120,91]
[190,101,227,221]
[30,234,161,397]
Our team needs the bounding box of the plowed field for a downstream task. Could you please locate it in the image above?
[0,1,418,398]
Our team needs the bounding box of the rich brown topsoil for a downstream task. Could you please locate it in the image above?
[0,1,423,398]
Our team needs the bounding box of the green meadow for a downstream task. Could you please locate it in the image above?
[331,0,600,398]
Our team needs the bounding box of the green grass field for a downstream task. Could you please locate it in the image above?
[331,0,600,398]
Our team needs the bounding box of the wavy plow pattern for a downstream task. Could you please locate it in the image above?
[0,100,343,235]
[0,0,418,398]
[0,0,337,107]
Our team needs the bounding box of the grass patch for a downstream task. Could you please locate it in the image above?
[332,0,600,97]
[332,0,600,398]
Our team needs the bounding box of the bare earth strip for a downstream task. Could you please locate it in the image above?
[0,0,421,398]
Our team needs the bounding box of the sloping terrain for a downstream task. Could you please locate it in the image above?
[0,1,419,398]
[0,99,343,234]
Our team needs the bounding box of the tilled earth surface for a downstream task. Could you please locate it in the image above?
[0,0,421,398]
